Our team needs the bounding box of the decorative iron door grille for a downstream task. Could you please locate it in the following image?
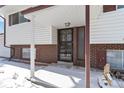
[58,28,73,62]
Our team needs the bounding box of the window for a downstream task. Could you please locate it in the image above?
[22,48,30,59]
[107,50,124,70]
[9,12,30,26]
[117,5,124,9]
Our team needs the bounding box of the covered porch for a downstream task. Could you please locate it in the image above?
[23,5,91,87]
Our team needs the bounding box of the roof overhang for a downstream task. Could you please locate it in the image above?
[0,5,37,16]
[21,5,54,15]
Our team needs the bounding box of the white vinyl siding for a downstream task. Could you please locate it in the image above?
[0,34,10,58]
[90,8,124,44]
[6,22,32,45]
[51,26,57,44]
[5,5,124,45]
[6,20,57,45]
[5,6,84,46]
[34,24,57,44]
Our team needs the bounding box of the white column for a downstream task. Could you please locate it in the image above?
[30,15,36,78]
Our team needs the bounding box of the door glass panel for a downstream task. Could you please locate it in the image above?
[60,31,66,41]
[60,42,66,53]
[78,28,84,60]
[66,30,72,41]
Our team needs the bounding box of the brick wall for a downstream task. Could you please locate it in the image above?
[90,44,124,69]
[11,44,124,69]
[35,45,57,63]
[103,5,116,12]
[11,45,30,59]
[11,45,57,63]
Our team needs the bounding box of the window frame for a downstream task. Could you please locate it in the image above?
[22,48,30,59]
[9,12,30,26]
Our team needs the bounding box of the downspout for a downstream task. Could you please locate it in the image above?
[0,15,15,60]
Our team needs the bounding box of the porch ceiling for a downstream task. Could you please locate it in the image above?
[25,5,85,29]
[0,5,36,15]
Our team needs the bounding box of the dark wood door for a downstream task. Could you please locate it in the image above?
[96,50,106,69]
[58,28,73,62]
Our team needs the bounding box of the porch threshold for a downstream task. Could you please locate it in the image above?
[51,61,73,68]
[57,61,73,65]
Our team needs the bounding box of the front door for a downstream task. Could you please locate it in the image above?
[58,28,73,62]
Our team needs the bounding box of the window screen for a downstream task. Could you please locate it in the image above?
[117,5,124,9]
[22,48,30,59]
[107,50,124,70]
[19,13,30,23]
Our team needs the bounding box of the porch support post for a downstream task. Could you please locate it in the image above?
[85,5,90,88]
[30,15,36,78]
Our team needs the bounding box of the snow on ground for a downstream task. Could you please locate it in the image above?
[35,65,102,88]
[0,58,44,88]
[0,58,123,88]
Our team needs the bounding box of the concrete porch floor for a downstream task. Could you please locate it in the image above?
[34,63,103,88]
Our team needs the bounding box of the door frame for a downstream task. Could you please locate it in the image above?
[57,26,85,65]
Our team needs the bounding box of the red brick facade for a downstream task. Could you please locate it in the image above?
[11,45,57,63]
[11,44,124,69]
[35,45,57,63]
[103,5,116,12]
[90,44,124,69]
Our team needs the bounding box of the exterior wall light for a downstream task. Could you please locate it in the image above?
[65,22,71,27]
